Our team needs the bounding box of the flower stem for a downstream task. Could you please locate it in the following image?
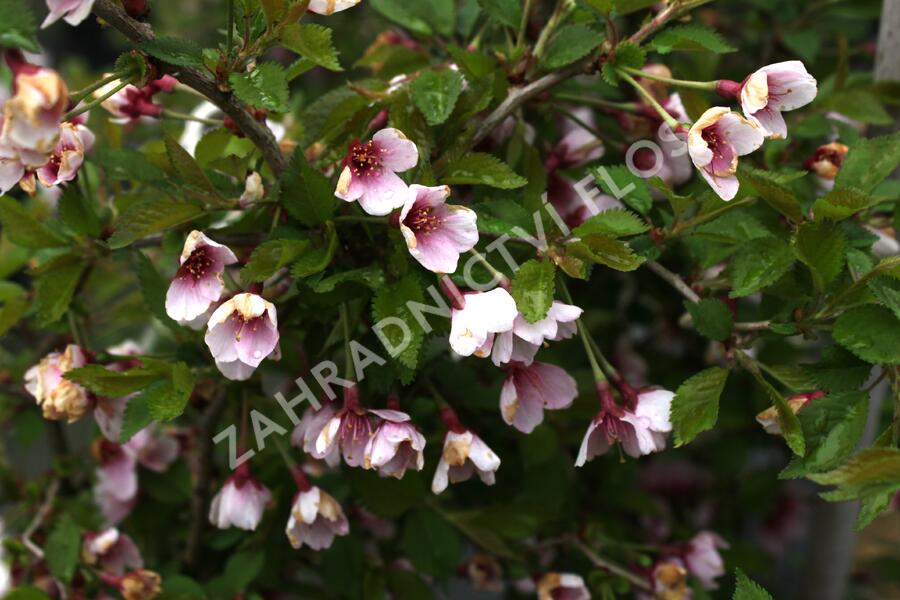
[68,70,131,106]
[226,0,235,58]
[553,93,640,113]
[616,69,682,131]
[63,79,131,122]
[333,215,390,224]
[468,249,509,286]
[559,278,606,383]
[161,109,224,126]
[533,0,574,59]
[618,65,718,91]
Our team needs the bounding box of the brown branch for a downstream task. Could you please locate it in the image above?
[646,260,701,303]
[91,0,288,176]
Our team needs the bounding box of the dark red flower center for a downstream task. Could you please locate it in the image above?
[178,246,215,282]
[348,140,384,178]
[405,205,441,235]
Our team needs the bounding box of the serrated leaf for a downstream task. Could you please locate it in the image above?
[57,185,101,238]
[93,147,166,182]
[370,0,432,34]
[139,37,203,67]
[510,259,555,323]
[32,254,86,326]
[572,208,649,238]
[65,363,168,396]
[733,569,773,600]
[372,273,425,370]
[671,367,728,446]
[0,0,39,52]
[132,251,177,328]
[410,69,464,127]
[242,239,311,283]
[566,234,645,271]
[477,0,521,28]
[650,24,735,54]
[229,62,290,113]
[292,223,337,278]
[108,200,204,249]
[729,238,795,298]
[0,197,68,249]
[539,24,602,70]
[834,132,900,193]
[602,41,645,85]
[120,392,154,443]
[473,199,533,236]
[164,135,221,200]
[145,362,195,421]
[590,165,652,214]
[45,515,80,584]
[803,346,872,394]
[809,447,900,501]
[441,153,526,189]
[401,510,462,577]
[812,186,880,221]
[740,165,803,222]
[684,298,733,341]
[281,23,343,72]
[833,305,900,364]
[311,266,385,293]
[869,276,900,320]
[793,221,846,292]
[280,151,337,226]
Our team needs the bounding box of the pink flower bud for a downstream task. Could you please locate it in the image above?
[285,485,349,550]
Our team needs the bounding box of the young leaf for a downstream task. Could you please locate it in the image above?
[733,569,774,600]
[477,0,522,28]
[511,259,555,323]
[808,447,900,501]
[539,24,602,70]
[0,197,68,249]
[410,69,464,126]
[684,298,734,341]
[869,276,900,320]
[57,185,102,238]
[229,62,290,113]
[120,392,154,443]
[242,239,311,283]
[65,363,169,397]
[139,37,204,67]
[650,24,736,54]
[671,367,729,446]
[834,132,900,193]
[571,208,649,238]
[145,362,195,421]
[370,0,432,34]
[811,186,880,221]
[833,305,900,364]
[729,238,795,298]
[793,221,846,292]
[280,151,338,226]
[441,153,527,189]
[292,223,338,278]
[164,135,221,199]
[108,199,204,249]
[567,234,645,272]
[601,41,646,85]
[45,514,81,584]
[740,165,803,222]
[32,254,86,326]
[590,165,652,214]
[280,23,343,72]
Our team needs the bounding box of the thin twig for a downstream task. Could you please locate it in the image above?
[568,536,652,592]
[645,260,701,303]
[22,479,60,560]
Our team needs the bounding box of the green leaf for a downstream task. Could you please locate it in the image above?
[740,165,803,222]
[0,0,39,52]
[567,234,645,272]
[145,363,195,421]
[781,392,868,478]
[292,223,338,278]
[242,239,311,283]
[120,393,154,443]
[803,346,872,394]
[32,254,87,326]
[280,23,343,72]
[164,135,220,198]
[473,199,533,236]
[572,208,649,238]
[93,147,166,182]
[0,294,27,336]
[58,186,101,238]
[0,197,68,249]
[835,132,900,193]
[45,515,81,584]
[370,0,432,34]
[411,69,464,126]
[733,569,774,600]
[729,238,795,298]
[833,305,900,364]
[229,62,290,113]
[510,259,555,323]
[539,24,602,70]
[139,37,203,67]
[406,0,456,37]
[590,165,652,214]
[601,41,645,85]
[671,367,729,446]
[812,186,880,221]
[793,221,846,292]
[477,0,522,28]
[133,251,176,328]
[869,276,900,320]
[280,151,338,227]
[65,363,168,397]
[441,153,526,189]
[809,447,900,501]
[402,510,462,578]
[4,586,53,600]
[311,265,385,293]
[650,24,735,54]
[108,199,204,249]
[372,273,425,370]
[684,298,733,341]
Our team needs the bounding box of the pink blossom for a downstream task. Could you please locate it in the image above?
[209,463,272,531]
[737,61,817,139]
[547,172,623,228]
[449,288,518,357]
[125,426,180,472]
[35,121,93,188]
[576,383,673,465]
[500,362,577,434]
[24,344,91,423]
[687,107,764,201]
[82,528,143,576]
[285,472,349,550]
[491,301,582,366]
[364,408,426,478]
[205,293,279,380]
[2,52,67,155]
[683,531,728,589]
[308,0,361,15]
[398,184,478,274]
[42,0,96,28]
[552,107,605,169]
[536,572,590,600]
[165,231,238,323]
[315,388,379,468]
[432,408,501,494]
[335,128,418,216]
[94,75,178,125]
[292,403,341,466]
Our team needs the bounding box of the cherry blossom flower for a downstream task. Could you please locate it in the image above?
[637,561,691,600]
[491,301,582,367]
[93,439,139,525]
[209,462,272,531]
[95,75,178,125]
[551,107,605,170]
[449,288,518,357]
[24,344,91,423]
[205,293,279,380]
[42,0,96,28]
[364,408,426,478]
[687,107,764,201]
[2,52,68,155]
[432,408,501,494]
[315,387,379,468]
[736,61,817,139]
[536,572,590,600]
[464,554,504,593]
[285,469,349,550]
[165,230,238,323]
[500,362,577,434]
[684,531,728,589]
[292,403,341,466]
[805,141,848,193]
[576,383,673,465]
[34,121,93,188]
[82,528,143,576]
[756,391,823,435]
[309,0,361,15]
[398,184,478,274]
[335,128,418,216]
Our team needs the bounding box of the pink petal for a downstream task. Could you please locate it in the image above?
[373,128,418,172]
